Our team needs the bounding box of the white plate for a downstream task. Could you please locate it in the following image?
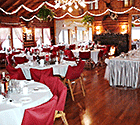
[19,97,32,103]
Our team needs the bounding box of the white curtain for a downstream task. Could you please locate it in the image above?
[43,28,51,45]
[35,28,42,47]
[131,27,140,40]
[12,28,23,49]
[59,29,68,44]
[0,28,10,50]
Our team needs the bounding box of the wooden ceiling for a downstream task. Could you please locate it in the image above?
[0,0,92,21]
[0,0,59,19]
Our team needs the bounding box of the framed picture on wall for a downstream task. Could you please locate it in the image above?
[26,33,33,41]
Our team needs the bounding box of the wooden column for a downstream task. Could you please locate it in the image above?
[128,13,132,50]
[75,26,77,43]
[42,28,44,44]
[54,19,56,45]
[10,27,13,49]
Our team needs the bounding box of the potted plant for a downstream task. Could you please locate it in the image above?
[81,14,94,29]
[37,5,55,22]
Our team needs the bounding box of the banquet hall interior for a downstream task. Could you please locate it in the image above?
[1,0,140,125]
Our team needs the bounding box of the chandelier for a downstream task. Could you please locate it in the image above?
[54,0,93,13]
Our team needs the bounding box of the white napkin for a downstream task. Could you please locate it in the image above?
[40,59,44,66]
[32,87,47,93]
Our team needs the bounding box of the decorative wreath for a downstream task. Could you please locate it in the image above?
[102,12,119,33]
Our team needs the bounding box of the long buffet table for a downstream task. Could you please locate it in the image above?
[105,49,140,88]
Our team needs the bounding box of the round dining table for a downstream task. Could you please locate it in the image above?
[72,49,100,64]
[15,60,77,79]
[0,80,53,125]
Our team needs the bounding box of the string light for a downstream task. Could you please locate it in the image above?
[20,6,140,21]
[0,1,139,21]
[132,19,140,25]
[54,0,90,12]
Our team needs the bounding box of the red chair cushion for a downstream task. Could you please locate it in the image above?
[69,44,76,50]
[14,56,29,65]
[63,57,76,61]
[21,95,58,125]
[58,45,65,51]
[42,48,50,52]
[40,76,67,111]
[0,53,6,60]
[12,51,21,55]
[98,50,104,58]
[30,68,53,82]
[65,60,85,80]
[64,50,74,58]
[79,51,90,60]
[6,65,26,80]
[6,54,14,65]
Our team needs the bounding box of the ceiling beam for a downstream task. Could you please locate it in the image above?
[6,0,27,12]
[0,0,7,9]
[21,0,43,18]
[1,0,17,10]
[17,0,44,17]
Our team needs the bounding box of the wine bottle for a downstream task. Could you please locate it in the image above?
[36,54,40,64]
[2,72,8,93]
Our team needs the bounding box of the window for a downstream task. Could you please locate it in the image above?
[124,0,134,7]
[77,27,87,42]
[35,28,42,47]
[59,29,68,44]
[89,27,92,41]
[0,28,10,50]
[12,28,23,49]
[43,28,51,45]
[131,27,140,40]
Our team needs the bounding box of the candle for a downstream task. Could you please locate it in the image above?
[23,86,28,95]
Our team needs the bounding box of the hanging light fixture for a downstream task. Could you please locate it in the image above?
[54,0,91,13]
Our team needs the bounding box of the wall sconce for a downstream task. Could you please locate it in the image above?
[71,30,75,34]
[71,30,75,38]
[24,27,33,41]
[96,26,101,35]
[24,27,32,34]
[84,30,88,34]
[121,25,127,34]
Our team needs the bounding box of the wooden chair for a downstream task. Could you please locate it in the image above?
[14,56,29,65]
[42,47,50,53]
[63,60,86,101]
[97,50,105,67]
[79,51,94,69]
[22,95,58,125]
[0,53,7,68]
[63,49,77,62]
[6,64,26,80]
[69,44,76,50]
[40,76,68,125]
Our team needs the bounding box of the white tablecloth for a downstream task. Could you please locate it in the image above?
[106,56,140,88]
[13,52,46,61]
[16,61,77,79]
[0,80,53,125]
[72,49,100,63]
